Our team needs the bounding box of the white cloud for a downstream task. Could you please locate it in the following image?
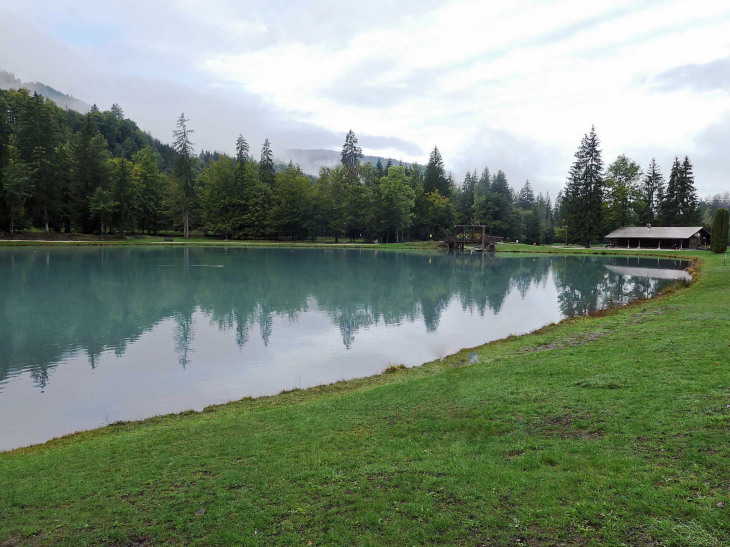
[1,0,729,196]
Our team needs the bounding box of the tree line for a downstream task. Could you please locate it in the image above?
[0,89,723,244]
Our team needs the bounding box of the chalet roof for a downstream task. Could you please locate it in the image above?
[605,226,706,240]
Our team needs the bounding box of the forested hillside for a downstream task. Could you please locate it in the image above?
[0,71,91,113]
[0,88,718,243]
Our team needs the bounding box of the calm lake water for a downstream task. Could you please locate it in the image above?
[0,247,690,450]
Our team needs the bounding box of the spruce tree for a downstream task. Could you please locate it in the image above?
[424,146,452,197]
[375,158,384,179]
[172,113,195,238]
[638,158,664,225]
[678,156,699,224]
[517,180,535,209]
[259,138,276,189]
[564,126,604,247]
[340,130,362,169]
[660,157,682,226]
[235,134,249,164]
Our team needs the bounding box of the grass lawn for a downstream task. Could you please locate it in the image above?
[0,233,440,250]
[1,247,728,546]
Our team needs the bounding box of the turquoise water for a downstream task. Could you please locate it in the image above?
[0,247,689,450]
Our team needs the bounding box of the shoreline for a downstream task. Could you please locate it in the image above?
[1,246,701,454]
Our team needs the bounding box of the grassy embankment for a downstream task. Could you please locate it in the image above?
[0,233,438,250]
[1,246,729,546]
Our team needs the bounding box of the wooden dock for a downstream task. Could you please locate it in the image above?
[444,225,503,250]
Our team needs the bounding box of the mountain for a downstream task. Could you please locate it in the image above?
[0,71,91,113]
[279,148,412,176]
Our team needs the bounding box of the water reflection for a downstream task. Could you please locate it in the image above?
[0,248,689,390]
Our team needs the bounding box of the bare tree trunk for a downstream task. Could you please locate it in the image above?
[100,219,105,240]
[183,207,190,239]
[44,209,50,235]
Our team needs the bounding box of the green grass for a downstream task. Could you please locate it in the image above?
[1,247,728,546]
[0,234,440,250]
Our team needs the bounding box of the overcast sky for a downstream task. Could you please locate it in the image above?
[1,0,729,198]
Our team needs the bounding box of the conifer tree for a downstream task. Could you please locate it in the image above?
[563,126,604,247]
[340,130,362,169]
[678,156,699,224]
[373,158,383,179]
[172,113,195,238]
[660,157,682,226]
[517,180,535,209]
[259,138,276,189]
[235,134,249,164]
[424,146,451,196]
[638,158,664,225]
[476,166,491,197]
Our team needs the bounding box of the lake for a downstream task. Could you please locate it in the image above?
[0,247,690,450]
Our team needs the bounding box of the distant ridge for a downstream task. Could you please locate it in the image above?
[0,71,92,113]
[280,148,412,175]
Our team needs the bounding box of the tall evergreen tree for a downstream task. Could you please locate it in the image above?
[172,113,195,238]
[660,157,682,226]
[517,180,535,209]
[638,158,665,226]
[340,130,362,169]
[424,146,451,196]
[564,126,604,247]
[678,155,699,224]
[259,138,276,189]
[235,134,249,163]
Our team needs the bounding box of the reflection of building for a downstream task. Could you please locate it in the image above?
[604,265,691,281]
[605,226,710,250]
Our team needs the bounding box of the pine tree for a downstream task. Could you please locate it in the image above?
[235,134,249,164]
[517,180,535,209]
[564,126,604,247]
[424,146,451,196]
[172,113,195,238]
[340,130,362,169]
[660,157,682,226]
[638,158,664,225]
[678,156,699,224]
[259,138,276,189]
[375,158,384,179]
[476,166,491,197]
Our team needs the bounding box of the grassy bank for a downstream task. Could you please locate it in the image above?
[0,234,439,250]
[1,248,728,546]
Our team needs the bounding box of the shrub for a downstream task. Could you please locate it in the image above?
[711,208,729,253]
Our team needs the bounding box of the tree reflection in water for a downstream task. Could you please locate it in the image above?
[0,247,689,389]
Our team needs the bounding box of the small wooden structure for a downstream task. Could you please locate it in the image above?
[444,224,503,251]
[605,225,710,250]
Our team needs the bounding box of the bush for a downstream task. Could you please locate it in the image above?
[711,208,729,253]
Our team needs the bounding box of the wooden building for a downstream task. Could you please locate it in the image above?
[605,225,710,250]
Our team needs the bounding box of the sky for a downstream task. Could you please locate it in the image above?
[1,0,729,198]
